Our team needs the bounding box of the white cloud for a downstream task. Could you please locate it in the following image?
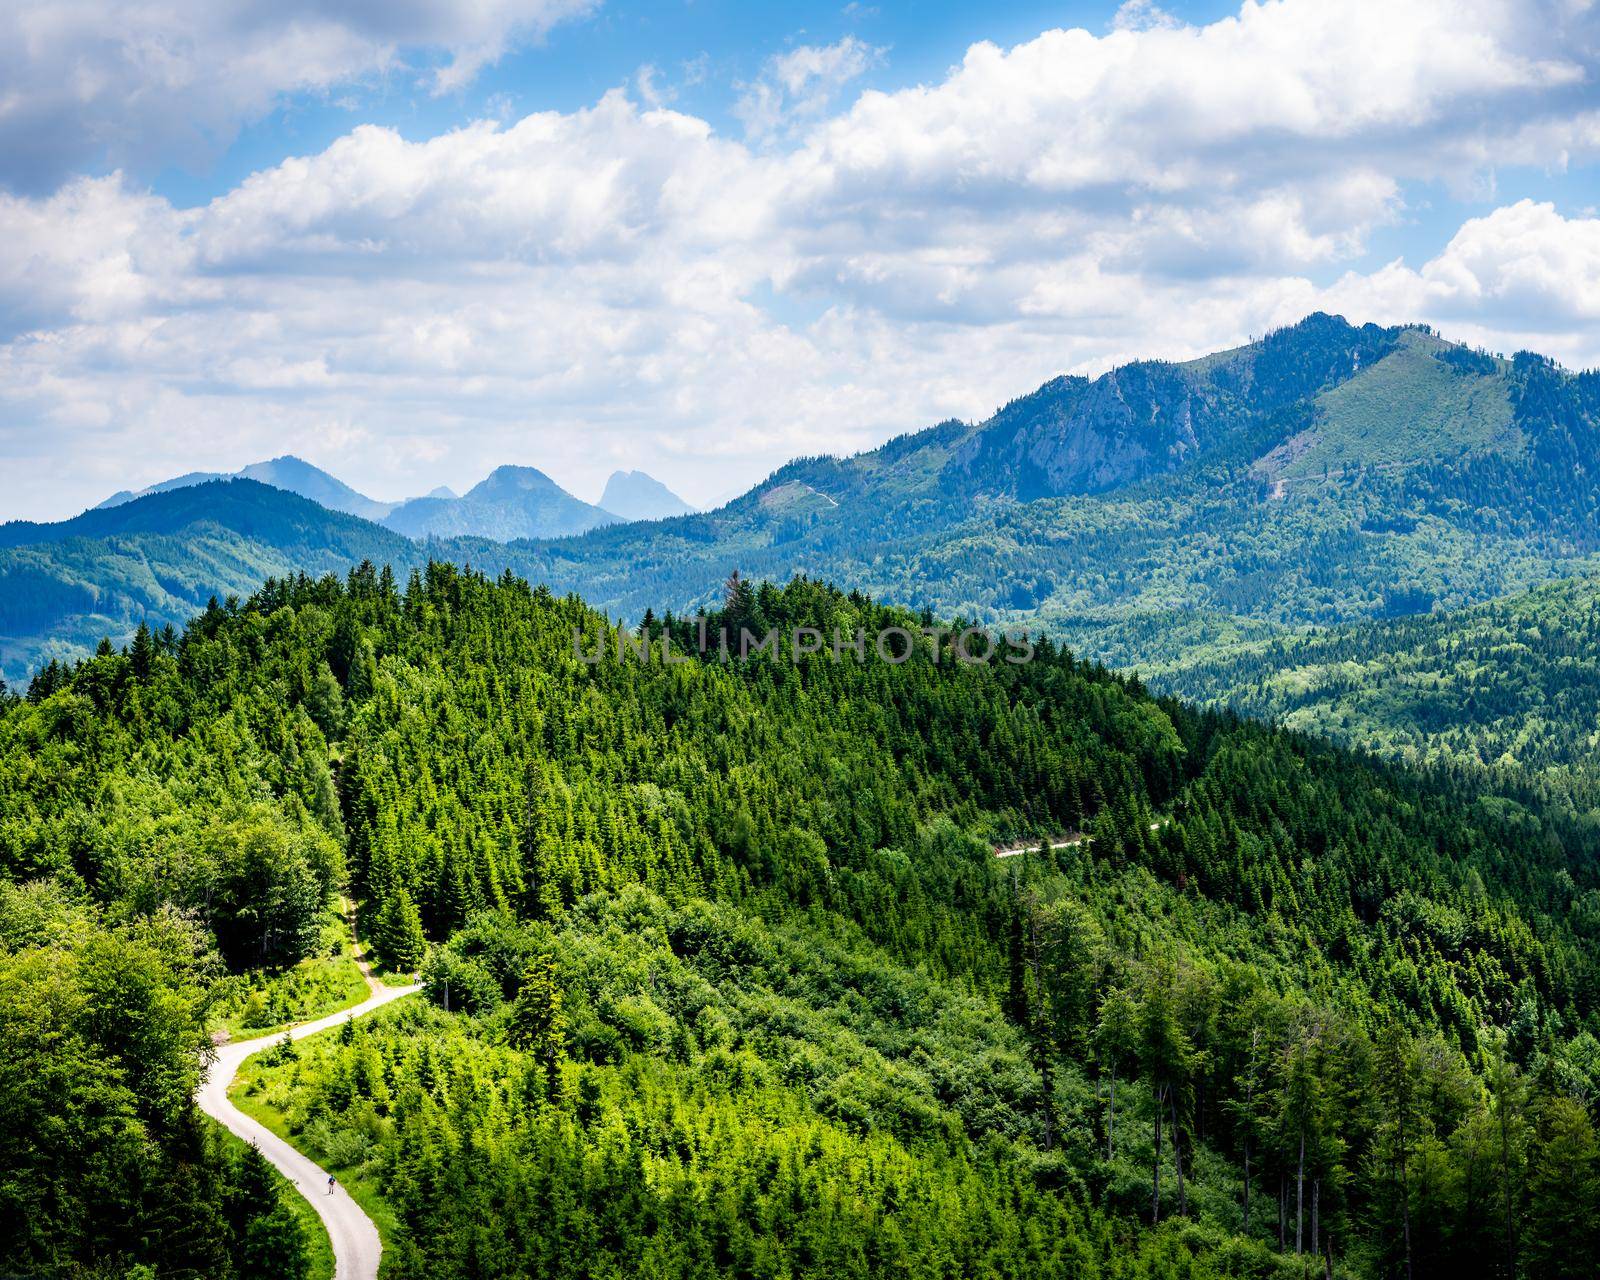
[0,0,598,193]
[4,0,1600,519]
[1112,1,1182,33]
[736,36,886,140]
[1318,201,1600,364]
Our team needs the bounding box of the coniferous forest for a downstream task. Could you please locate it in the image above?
[10,3,1600,1278]
[5,561,1600,1278]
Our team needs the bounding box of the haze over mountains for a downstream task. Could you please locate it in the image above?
[382,465,620,541]
[599,470,698,521]
[99,455,398,523]
[92,458,693,544]
[7,312,1600,684]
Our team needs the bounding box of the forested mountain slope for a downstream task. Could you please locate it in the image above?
[5,563,1600,1277]
[512,315,1600,665]
[1151,573,1600,818]
[0,480,496,683]
[8,313,1600,686]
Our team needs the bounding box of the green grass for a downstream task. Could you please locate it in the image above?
[213,913,370,1042]
[367,962,422,988]
[230,1012,407,1256]
[207,1120,335,1280]
[1278,328,1516,479]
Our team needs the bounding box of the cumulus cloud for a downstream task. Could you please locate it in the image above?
[0,0,598,193]
[1316,201,1600,365]
[4,0,1600,519]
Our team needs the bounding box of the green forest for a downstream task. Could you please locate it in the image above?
[4,560,1600,1277]
[15,317,1600,692]
[1154,573,1600,819]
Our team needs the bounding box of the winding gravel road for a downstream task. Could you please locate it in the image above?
[198,967,420,1280]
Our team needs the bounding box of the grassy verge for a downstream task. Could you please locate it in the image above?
[343,894,422,988]
[213,913,370,1042]
[230,1013,407,1254]
[368,963,421,988]
[207,1120,335,1280]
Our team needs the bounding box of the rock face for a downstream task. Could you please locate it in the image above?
[950,364,1213,498]
[945,313,1403,500]
[599,470,695,521]
[383,465,618,541]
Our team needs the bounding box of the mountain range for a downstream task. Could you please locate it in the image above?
[91,457,691,545]
[98,455,399,522]
[12,313,1600,1278]
[7,312,1600,685]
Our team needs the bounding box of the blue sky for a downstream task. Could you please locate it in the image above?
[3,0,1600,520]
[143,0,1585,285]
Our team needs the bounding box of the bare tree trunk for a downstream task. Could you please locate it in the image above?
[1107,1069,1117,1162]
[1243,1137,1251,1232]
[1279,1176,1286,1250]
[1312,1178,1320,1261]
[1152,1085,1163,1225]
[1170,1093,1187,1217]
[1296,1126,1305,1255]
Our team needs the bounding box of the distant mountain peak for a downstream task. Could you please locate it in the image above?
[383,464,618,542]
[599,470,695,522]
[471,465,563,496]
[96,455,394,522]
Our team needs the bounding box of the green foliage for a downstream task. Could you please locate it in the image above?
[13,315,1600,699]
[0,883,314,1278]
[373,886,426,971]
[1152,572,1600,819]
[213,916,369,1038]
[6,559,1600,1275]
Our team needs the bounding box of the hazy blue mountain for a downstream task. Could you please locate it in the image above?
[97,470,226,508]
[0,480,461,681]
[234,456,395,521]
[509,314,1600,666]
[383,465,619,541]
[96,454,395,521]
[12,313,1600,686]
[598,470,695,521]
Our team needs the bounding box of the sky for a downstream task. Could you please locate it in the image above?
[4,0,1600,521]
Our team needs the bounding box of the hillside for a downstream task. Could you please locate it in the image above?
[1151,573,1600,817]
[511,315,1600,665]
[4,565,1598,1277]
[8,314,1600,686]
[0,480,432,680]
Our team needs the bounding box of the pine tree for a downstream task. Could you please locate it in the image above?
[509,953,568,1103]
[376,887,427,970]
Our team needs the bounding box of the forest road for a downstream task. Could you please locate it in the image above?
[197,965,421,1280]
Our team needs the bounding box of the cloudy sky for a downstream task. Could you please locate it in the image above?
[4,0,1600,521]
